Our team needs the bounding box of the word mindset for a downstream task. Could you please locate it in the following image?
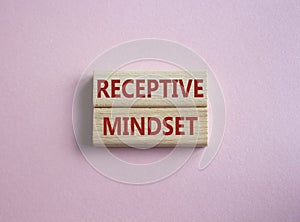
[93,107,208,147]
[103,116,198,136]
[97,79,204,98]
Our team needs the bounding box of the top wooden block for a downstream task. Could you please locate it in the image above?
[93,70,207,108]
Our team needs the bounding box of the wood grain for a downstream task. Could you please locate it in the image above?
[93,71,207,108]
[93,107,208,147]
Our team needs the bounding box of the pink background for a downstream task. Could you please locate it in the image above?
[1,1,299,221]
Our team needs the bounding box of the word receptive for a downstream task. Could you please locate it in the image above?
[93,71,208,147]
[93,71,207,107]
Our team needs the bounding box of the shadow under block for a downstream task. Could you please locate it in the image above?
[93,70,207,108]
[93,107,208,147]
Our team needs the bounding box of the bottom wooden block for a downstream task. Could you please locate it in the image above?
[93,107,208,147]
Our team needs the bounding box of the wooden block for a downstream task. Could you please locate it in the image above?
[93,107,208,147]
[93,71,207,108]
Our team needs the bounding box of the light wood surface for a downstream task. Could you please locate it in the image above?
[93,71,207,108]
[93,107,208,147]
